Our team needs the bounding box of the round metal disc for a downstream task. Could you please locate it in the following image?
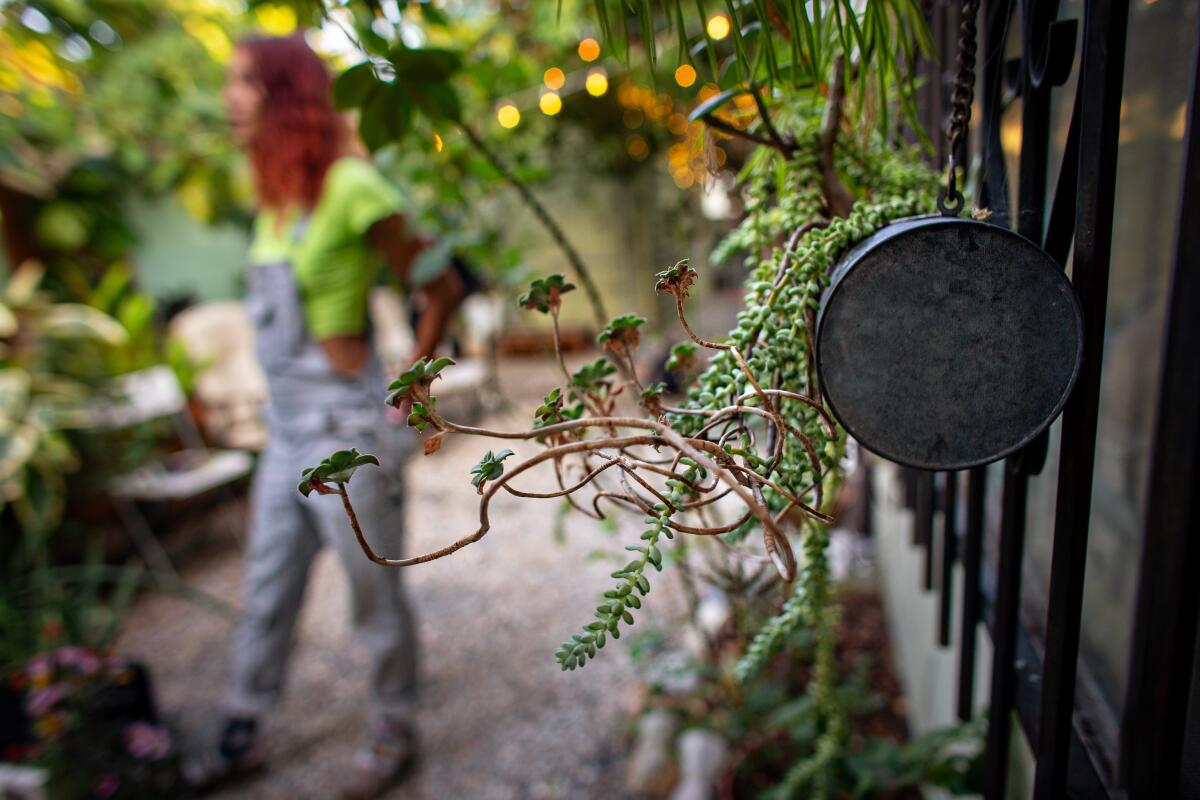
[815,216,1083,470]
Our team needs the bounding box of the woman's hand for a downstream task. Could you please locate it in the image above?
[368,212,467,360]
[319,335,370,376]
[368,214,425,281]
[410,267,465,359]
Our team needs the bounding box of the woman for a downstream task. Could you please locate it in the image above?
[191,34,464,798]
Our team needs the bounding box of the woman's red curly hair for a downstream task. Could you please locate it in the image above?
[239,35,345,211]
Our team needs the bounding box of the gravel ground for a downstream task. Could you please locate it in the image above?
[116,357,682,800]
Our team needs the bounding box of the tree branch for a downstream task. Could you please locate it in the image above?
[461,124,609,328]
[819,56,856,218]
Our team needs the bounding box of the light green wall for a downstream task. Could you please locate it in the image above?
[127,195,249,303]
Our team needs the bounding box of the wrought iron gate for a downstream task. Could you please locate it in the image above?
[902,1,1200,797]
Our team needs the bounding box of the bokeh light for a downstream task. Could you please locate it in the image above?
[496,103,520,128]
[578,38,601,62]
[253,5,297,35]
[706,14,731,40]
[539,91,563,116]
[626,135,649,161]
[674,64,697,88]
[433,133,443,152]
[543,67,565,90]
[585,69,608,97]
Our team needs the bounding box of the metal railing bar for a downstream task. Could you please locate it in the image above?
[1032,0,1131,795]
[983,0,1062,788]
[957,465,986,720]
[979,0,1017,227]
[915,469,936,590]
[1043,76,1082,267]
[983,459,1032,799]
[972,545,1114,796]
[939,470,959,647]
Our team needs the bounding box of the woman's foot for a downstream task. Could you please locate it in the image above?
[182,716,267,790]
[338,718,419,800]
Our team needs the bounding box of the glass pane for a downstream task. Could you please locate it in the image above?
[1080,0,1198,717]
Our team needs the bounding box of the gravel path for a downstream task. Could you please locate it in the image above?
[117,358,678,799]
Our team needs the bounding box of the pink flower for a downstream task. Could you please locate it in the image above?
[55,646,102,675]
[94,774,119,798]
[26,655,52,681]
[25,685,64,717]
[124,721,172,760]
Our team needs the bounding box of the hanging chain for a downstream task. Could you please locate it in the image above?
[938,0,982,216]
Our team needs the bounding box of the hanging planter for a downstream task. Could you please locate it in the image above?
[816,0,1083,471]
[815,215,1083,470]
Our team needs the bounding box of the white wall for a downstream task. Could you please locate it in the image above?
[870,460,1035,799]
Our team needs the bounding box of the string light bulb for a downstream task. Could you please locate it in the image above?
[578,37,600,62]
[706,13,731,40]
[543,67,565,90]
[496,103,520,128]
[585,69,608,97]
[539,91,563,116]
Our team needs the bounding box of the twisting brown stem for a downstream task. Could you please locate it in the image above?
[503,458,622,499]
[675,294,729,352]
[612,342,646,397]
[549,308,574,388]
[755,483,796,579]
[735,389,837,437]
[620,464,679,513]
[592,491,642,518]
[669,511,753,536]
[333,409,797,577]
[340,435,662,567]
[553,457,603,519]
[550,308,604,418]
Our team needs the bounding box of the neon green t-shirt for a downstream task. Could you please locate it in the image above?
[248,157,404,339]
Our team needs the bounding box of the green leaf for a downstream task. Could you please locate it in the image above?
[666,341,700,372]
[389,47,463,82]
[687,86,750,122]
[517,274,576,314]
[416,82,463,123]
[427,357,456,376]
[387,357,448,406]
[469,449,516,490]
[297,448,381,496]
[359,83,412,152]
[419,4,451,26]
[654,259,699,297]
[333,62,379,110]
[533,387,567,429]
[596,313,647,346]
[570,358,617,395]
